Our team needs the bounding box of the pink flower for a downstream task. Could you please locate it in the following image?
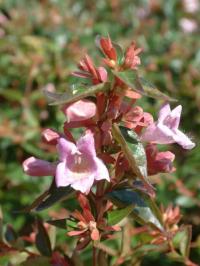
[0,13,8,25]
[23,157,56,176]
[179,18,198,33]
[146,144,175,175]
[141,103,195,149]
[56,132,109,194]
[62,100,97,122]
[182,0,199,13]
[23,133,109,194]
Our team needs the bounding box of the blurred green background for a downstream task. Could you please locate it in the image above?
[0,0,199,265]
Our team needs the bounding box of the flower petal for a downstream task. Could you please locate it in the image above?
[141,123,174,144]
[55,161,70,187]
[158,103,171,123]
[71,175,95,194]
[173,129,195,149]
[170,105,182,129]
[94,158,110,181]
[77,132,96,157]
[97,67,107,82]
[23,157,56,176]
[57,138,77,161]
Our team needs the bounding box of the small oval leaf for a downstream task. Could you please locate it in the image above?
[36,186,74,211]
[108,189,163,230]
[112,124,154,196]
[43,83,109,106]
[46,219,67,229]
[36,220,52,257]
[112,70,176,101]
[107,204,134,226]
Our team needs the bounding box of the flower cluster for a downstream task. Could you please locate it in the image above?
[22,36,196,263]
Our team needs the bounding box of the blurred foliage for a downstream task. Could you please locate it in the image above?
[0,0,199,265]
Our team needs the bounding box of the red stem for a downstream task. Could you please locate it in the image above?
[93,245,97,266]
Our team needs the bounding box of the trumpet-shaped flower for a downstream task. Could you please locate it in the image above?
[56,133,109,194]
[23,132,110,194]
[141,103,195,149]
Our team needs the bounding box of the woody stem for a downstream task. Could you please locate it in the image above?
[92,245,97,266]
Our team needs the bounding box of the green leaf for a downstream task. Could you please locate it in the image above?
[108,189,163,230]
[46,219,67,229]
[112,124,154,195]
[173,226,192,258]
[131,206,162,230]
[0,88,23,102]
[43,82,109,106]
[108,189,146,206]
[112,124,146,178]
[120,126,147,177]
[167,252,185,263]
[35,220,52,257]
[36,186,74,211]
[134,243,168,254]
[112,70,176,101]
[66,219,78,229]
[139,77,176,101]
[107,204,133,226]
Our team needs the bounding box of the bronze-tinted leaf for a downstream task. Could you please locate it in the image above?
[43,82,109,106]
[112,70,176,101]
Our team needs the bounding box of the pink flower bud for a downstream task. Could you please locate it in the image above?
[97,67,108,82]
[72,55,107,84]
[146,144,175,175]
[62,100,97,122]
[124,42,142,69]
[99,36,117,61]
[42,128,60,145]
[23,157,56,176]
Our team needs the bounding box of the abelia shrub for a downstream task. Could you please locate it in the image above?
[2,36,196,265]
